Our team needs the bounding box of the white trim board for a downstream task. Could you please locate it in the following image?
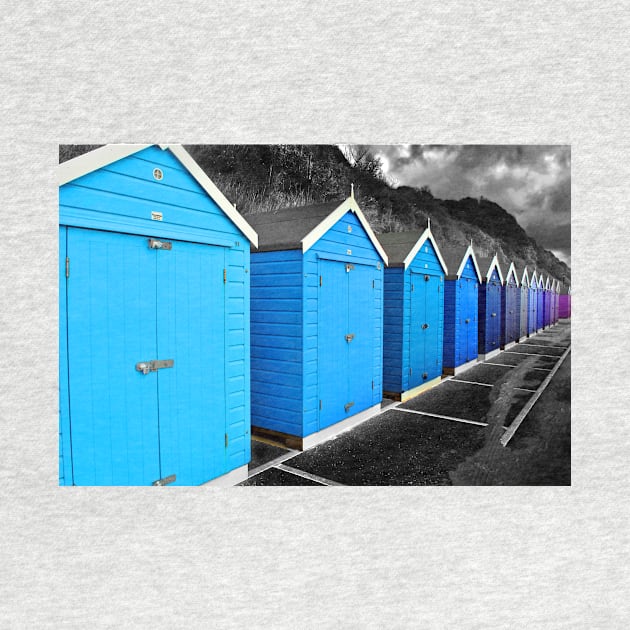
[58,143,259,247]
[402,227,448,273]
[451,244,483,281]
[300,196,388,265]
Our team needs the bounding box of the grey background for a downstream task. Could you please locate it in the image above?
[1,1,628,627]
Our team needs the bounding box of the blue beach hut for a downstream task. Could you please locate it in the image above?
[379,223,447,401]
[528,269,539,336]
[476,252,504,360]
[499,258,520,350]
[536,273,545,331]
[517,266,529,342]
[246,194,387,450]
[441,243,482,375]
[58,144,258,486]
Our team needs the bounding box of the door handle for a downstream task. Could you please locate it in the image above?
[345,333,355,342]
[422,323,429,329]
[465,318,470,324]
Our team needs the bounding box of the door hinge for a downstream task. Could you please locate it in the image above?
[223,268,227,283]
[65,257,70,278]
[372,380,374,390]
[319,399,322,410]
[149,238,172,250]
[152,474,176,486]
[409,367,412,375]
[319,275,322,287]
[372,279,375,288]
[225,433,228,448]
[411,283,414,292]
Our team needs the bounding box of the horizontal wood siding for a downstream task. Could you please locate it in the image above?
[250,249,303,435]
[60,146,243,246]
[383,267,405,393]
[443,279,458,368]
[225,246,251,470]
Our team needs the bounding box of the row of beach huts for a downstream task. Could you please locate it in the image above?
[58,144,571,486]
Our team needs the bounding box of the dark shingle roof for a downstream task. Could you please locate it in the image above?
[441,243,471,278]
[475,254,496,281]
[376,230,425,267]
[245,200,343,252]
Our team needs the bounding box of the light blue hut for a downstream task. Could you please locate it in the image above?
[379,222,447,401]
[247,194,387,450]
[59,144,258,486]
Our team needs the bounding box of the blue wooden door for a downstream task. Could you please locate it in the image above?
[408,273,426,389]
[424,274,442,380]
[487,280,501,351]
[318,259,349,430]
[66,228,161,485]
[465,279,478,361]
[348,263,376,416]
[155,240,227,486]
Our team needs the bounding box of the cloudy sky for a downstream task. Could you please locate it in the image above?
[367,145,571,266]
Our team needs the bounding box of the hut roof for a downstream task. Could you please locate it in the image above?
[441,242,482,281]
[377,227,447,272]
[475,252,504,283]
[245,196,388,262]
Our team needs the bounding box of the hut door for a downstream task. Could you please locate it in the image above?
[65,228,161,485]
[410,272,441,386]
[65,228,227,486]
[318,259,350,430]
[408,273,427,389]
[155,240,227,486]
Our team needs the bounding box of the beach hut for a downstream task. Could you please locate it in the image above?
[442,243,482,375]
[544,276,553,328]
[517,266,529,342]
[476,252,504,360]
[58,144,258,486]
[550,279,558,324]
[379,224,447,402]
[246,194,387,450]
[499,257,520,350]
[536,273,545,331]
[559,285,571,318]
[528,270,539,335]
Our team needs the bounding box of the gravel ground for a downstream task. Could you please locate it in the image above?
[284,409,485,485]
[249,439,291,470]
[240,466,324,486]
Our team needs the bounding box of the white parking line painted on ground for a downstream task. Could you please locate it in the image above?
[451,378,493,387]
[514,387,537,393]
[247,448,301,478]
[518,342,569,350]
[275,463,345,486]
[396,407,488,427]
[501,345,571,447]
[532,367,554,372]
[506,350,564,359]
[484,362,515,368]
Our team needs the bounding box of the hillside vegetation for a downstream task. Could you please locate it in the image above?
[59,144,570,282]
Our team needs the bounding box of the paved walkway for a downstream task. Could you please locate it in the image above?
[240,320,571,486]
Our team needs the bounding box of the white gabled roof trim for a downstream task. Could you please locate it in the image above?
[485,254,505,284]
[58,144,151,185]
[301,196,388,265]
[520,267,530,288]
[505,261,519,287]
[402,226,448,273]
[453,244,483,282]
[165,144,258,247]
[58,143,258,247]
[545,276,552,290]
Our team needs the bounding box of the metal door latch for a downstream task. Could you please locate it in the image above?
[136,359,174,374]
[465,318,470,323]
[344,401,355,412]
[491,312,497,317]
[422,323,429,329]
[149,238,172,250]
[345,333,355,342]
[345,264,355,272]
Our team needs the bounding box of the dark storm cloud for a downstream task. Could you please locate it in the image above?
[369,145,571,266]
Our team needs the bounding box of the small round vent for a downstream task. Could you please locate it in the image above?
[153,168,163,180]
